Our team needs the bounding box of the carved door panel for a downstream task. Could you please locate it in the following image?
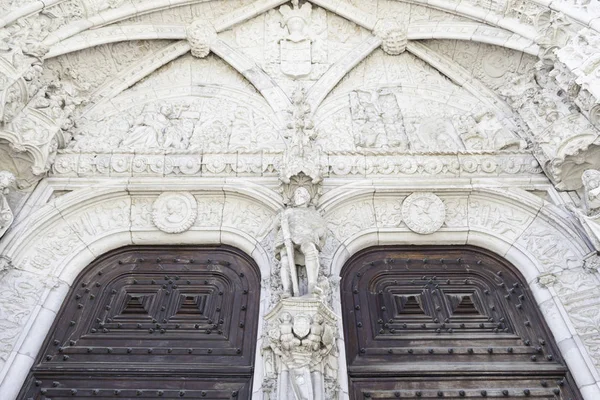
[341,246,582,400]
[18,246,261,400]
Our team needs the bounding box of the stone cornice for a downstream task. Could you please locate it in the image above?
[50,150,542,178]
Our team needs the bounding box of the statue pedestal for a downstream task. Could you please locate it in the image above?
[262,297,338,400]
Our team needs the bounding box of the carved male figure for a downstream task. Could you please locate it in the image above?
[273,187,327,297]
[279,312,301,351]
[306,314,324,352]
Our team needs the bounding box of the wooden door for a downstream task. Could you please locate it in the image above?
[18,246,261,399]
[341,246,582,399]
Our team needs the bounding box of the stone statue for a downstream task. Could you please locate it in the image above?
[273,187,326,297]
[0,171,16,238]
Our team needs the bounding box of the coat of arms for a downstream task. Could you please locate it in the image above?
[279,0,313,78]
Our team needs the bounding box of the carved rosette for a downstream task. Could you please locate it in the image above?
[401,192,446,234]
[151,192,198,233]
[186,20,217,58]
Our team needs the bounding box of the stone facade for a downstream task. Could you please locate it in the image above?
[1,0,600,399]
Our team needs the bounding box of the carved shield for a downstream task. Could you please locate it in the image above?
[293,314,311,338]
[280,39,312,78]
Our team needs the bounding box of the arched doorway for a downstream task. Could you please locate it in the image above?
[17,245,261,399]
[340,246,582,399]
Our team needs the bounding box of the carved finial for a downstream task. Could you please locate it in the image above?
[186,20,217,58]
[374,19,407,56]
[0,171,16,238]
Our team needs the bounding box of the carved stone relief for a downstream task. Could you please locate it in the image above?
[152,192,198,234]
[0,171,15,238]
[263,298,339,400]
[401,192,446,234]
[279,0,314,78]
[71,94,284,153]
[187,20,216,58]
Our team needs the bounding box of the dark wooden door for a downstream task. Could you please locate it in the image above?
[341,246,582,400]
[18,246,261,400]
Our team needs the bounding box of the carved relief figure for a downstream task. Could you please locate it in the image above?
[120,105,175,149]
[273,187,327,297]
[454,112,526,151]
[279,0,313,77]
[350,89,407,150]
[0,171,15,238]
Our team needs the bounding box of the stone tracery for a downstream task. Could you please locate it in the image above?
[1,0,600,399]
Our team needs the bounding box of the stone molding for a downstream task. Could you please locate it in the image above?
[49,150,543,178]
[0,180,598,398]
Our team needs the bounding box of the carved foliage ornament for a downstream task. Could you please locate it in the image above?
[401,192,446,234]
[152,192,198,233]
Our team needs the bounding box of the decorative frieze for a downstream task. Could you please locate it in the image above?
[49,150,544,178]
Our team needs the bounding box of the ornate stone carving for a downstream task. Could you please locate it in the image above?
[534,10,571,64]
[0,255,11,274]
[350,89,407,150]
[0,171,15,238]
[374,19,407,56]
[281,88,321,184]
[278,0,313,78]
[401,192,446,234]
[151,192,198,234]
[272,187,326,297]
[263,298,338,400]
[537,272,558,288]
[454,112,526,151]
[583,254,600,273]
[583,169,600,215]
[281,173,321,206]
[186,20,216,58]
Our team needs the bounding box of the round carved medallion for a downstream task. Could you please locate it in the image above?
[152,192,198,233]
[401,192,446,234]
